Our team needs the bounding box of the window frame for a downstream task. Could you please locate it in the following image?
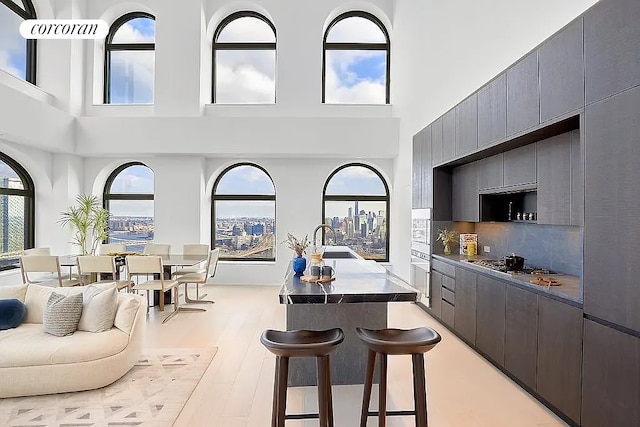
[104,11,155,104]
[211,162,276,262]
[211,10,277,104]
[322,163,390,262]
[0,151,35,270]
[0,0,37,84]
[103,162,154,245]
[322,10,390,104]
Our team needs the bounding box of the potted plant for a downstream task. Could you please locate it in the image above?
[59,194,110,255]
[436,228,457,256]
[282,233,310,276]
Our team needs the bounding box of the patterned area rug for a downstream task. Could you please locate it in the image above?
[0,347,217,427]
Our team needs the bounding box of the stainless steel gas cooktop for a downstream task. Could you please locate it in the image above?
[461,258,556,275]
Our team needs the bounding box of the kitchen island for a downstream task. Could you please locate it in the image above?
[280,246,417,386]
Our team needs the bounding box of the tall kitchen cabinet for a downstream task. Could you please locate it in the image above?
[412,126,432,209]
[507,52,540,136]
[452,162,479,222]
[582,0,640,425]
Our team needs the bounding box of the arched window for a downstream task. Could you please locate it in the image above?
[212,163,275,261]
[0,0,37,83]
[323,163,389,261]
[103,162,154,252]
[323,11,390,104]
[212,11,276,104]
[0,152,34,269]
[104,12,155,104]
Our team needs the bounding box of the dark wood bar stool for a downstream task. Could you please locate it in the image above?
[260,328,345,427]
[356,327,442,427]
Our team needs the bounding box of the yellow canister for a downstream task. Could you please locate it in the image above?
[467,242,476,256]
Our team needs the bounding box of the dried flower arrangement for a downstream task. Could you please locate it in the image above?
[282,233,310,257]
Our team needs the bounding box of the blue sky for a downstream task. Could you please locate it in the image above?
[0,5,27,79]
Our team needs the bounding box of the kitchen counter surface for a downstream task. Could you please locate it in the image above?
[280,247,417,304]
[433,254,582,305]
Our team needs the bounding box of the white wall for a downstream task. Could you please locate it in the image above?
[388,0,600,281]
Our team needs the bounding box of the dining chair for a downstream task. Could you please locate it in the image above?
[23,247,51,256]
[127,255,204,323]
[76,255,133,292]
[174,249,219,304]
[97,243,126,255]
[20,255,80,287]
[143,244,170,256]
[173,244,209,276]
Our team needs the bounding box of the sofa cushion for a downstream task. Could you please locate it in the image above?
[0,323,129,368]
[0,299,27,330]
[114,293,142,334]
[78,284,118,333]
[43,293,83,337]
[0,284,28,302]
[24,284,83,324]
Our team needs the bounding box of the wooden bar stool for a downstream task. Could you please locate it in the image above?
[260,328,345,427]
[356,327,441,427]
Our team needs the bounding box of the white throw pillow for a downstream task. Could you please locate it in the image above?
[77,283,118,333]
[0,284,28,302]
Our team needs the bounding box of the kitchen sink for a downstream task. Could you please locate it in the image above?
[322,251,357,259]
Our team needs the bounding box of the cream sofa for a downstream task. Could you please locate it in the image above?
[0,283,146,398]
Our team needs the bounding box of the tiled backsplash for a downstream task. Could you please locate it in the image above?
[474,222,582,276]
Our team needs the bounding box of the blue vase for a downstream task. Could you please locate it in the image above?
[292,256,306,276]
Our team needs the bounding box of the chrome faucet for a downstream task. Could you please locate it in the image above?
[313,225,337,251]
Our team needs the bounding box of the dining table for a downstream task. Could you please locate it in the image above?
[59,253,208,305]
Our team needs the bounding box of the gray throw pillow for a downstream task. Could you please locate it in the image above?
[43,292,83,337]
[78,283,118,333]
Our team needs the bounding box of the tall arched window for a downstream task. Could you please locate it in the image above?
[212,11,276,104]
[323,163,389,261]
[323,11,390,104]
[212,163,275,261]
[104,12,155,104]
[0,152,34,269]
[0,0,37,83]
[103,162,154,252]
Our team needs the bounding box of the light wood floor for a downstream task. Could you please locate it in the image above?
[143,285,568,427]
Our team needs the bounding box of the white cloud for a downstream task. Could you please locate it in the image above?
[215,50,275,103]
[112,22,154,43]
[326,17,386,43]
[217,16,275,43]
[109,50,155,103]
[0,7,26,78]
[325,51,385,104]
[0,50,22,79]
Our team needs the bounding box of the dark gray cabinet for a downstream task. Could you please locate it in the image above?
[539,18,585,122]
[455,94,478,156]
[430,270,443,318]
[503,143,536,187]
[478,75,507,147]
[537,296,583,425]
[582,320,640,427]
[537,133,571,225]
[507,52,540,136]
[570,129,583,226]
[476,275,506,366]
[454,267,476,345]
[478,154,503,190]
[452,162,479,222]
[442,109,456,163]
[412,133,422,209]
[505,286,538,390]
[584,0,640,104]
[584,86,640,332]
[431,117,443,165]
[421,126,433,209]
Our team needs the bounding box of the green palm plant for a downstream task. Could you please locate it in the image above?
[59,194,110,255]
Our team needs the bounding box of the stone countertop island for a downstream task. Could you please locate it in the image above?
[279,246,418,386]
